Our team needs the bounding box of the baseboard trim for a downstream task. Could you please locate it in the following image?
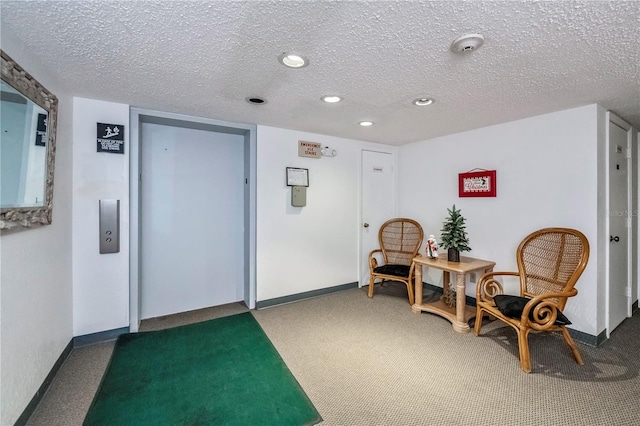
[588,304,640,347]
[17,326,130,425]
[256,282,359,309]
[72,326,130,347]
[568,328,605,347]
[15,340,73,426]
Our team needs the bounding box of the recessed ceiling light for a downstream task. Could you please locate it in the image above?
[245,97,267,105]
[413,98,435,106]
[321,95,342,103]
[278,52,308,68]
[359,121,374,127]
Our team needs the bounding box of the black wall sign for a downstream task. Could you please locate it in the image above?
[97,122,125,154]
[35,113,47,146]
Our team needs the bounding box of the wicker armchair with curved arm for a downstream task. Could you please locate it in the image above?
[474,227,590,373]
[367,218,424,305]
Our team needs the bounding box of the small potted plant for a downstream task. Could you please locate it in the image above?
[440,204,471,262]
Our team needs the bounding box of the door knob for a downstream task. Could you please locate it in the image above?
[610,235,620,242]
[363,223,369,228]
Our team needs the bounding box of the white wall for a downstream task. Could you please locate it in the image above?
[0,32,74,425]
[72,98,130,336]
[398,105,600,336]
[256,125,395,301]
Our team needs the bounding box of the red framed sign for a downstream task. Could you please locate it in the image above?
[458,170,497,197]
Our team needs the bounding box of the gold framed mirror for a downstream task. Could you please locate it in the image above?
[1,50,58,234]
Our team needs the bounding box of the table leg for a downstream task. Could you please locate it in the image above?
[442,271,450,298]
[412,263,422,313]
[452,273,470,333]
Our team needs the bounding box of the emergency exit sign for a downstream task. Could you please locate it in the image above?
[298,140,321,158]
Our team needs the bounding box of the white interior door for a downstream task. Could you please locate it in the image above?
[140,122,244,319]
[360,150,395,287]
[607,115,631,335]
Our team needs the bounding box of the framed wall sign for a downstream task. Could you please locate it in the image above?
[458,169,496,197]
[298,140,321,158]
[286,167,309,187]
[97,122,125,154]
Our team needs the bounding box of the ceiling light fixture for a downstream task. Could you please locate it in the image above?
[450,34,484,53]
[413,98,434,106]
[359,121,374,127]
[278,52,308,68]
[245,97,267,105]
[321,95,342,103]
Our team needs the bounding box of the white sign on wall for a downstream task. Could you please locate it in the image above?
[97,122,125,154]
[298,140,321,158]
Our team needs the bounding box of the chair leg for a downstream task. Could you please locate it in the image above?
[560,326,584,365]
[405,280,415,305]
[368,275,375,299]
[516,328,532,373]
[474,306,484,336]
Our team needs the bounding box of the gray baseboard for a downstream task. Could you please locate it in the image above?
[256,282,359,309]
[17,327,129,424]
[72,326,129,347]
[586,299,638,347]
[572,328,606,347]
[15,340,73,426]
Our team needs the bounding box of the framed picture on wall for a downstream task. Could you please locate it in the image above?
[286,167,309,187]
[458,170,497,197]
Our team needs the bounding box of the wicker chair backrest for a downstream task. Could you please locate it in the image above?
[517,228,589,308]
[379,218,424,266]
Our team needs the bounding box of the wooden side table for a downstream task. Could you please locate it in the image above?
[411,255,495,333]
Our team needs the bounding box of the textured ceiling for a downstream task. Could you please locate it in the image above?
[1,1,639,145]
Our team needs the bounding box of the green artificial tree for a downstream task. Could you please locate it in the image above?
[440,204,472,261]
[439,204,471,307]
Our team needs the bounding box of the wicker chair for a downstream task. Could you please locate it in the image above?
[367,218,424,305]
[474,227,590,373]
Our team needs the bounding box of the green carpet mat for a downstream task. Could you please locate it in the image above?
[84,312,321,425]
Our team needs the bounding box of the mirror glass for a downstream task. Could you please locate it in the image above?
[0,50,58,233]
[1,81,48,208]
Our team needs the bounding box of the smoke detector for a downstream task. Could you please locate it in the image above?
[450,34,484,53]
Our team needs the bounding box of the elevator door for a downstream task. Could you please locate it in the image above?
[140,122,244,319]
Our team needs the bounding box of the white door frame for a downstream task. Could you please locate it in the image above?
[604,111,634,337]
[129,108,257,332]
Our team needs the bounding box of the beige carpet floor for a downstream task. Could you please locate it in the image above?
[28,286,640,425]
